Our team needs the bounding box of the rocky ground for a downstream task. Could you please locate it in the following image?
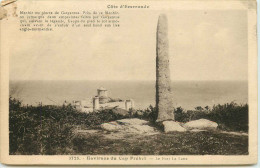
[72,118,248,155]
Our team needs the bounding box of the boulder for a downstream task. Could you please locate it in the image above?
[100,121,123,131]
[163,121,187,133]
[100,118,157,134]
[183,119,218,130]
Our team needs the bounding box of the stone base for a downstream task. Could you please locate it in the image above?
[162,120,187,133]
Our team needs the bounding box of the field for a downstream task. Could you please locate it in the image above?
[9,97,248,155]
[72,130,248,155]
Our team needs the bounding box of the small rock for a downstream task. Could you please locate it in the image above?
[163,121,187,133]
[183,119,218,130]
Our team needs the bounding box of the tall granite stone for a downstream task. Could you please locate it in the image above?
[156,14,174,122]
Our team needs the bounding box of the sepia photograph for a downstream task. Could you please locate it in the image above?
[0,0,257,165]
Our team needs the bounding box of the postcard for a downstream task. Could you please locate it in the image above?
[0,0,257,165]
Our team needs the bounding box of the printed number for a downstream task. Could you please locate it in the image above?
[69,156,80,160]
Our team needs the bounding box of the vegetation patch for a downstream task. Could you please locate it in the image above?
[9,97,248,155]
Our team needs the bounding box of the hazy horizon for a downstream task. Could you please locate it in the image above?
[10,80,248,110]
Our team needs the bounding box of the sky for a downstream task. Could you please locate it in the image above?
[8,9,248,81]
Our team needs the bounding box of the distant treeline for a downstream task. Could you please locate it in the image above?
[9,97,248,155]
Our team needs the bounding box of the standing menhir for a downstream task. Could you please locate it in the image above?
[156,14,174,122]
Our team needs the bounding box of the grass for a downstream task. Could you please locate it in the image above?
[72,131,248,155]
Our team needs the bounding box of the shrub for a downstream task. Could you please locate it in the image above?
[9,98,75,154]
[133,103,248,132]
[173,102,248,132]
[174,107,188,122]
[9,97,128,154]
[132,105,157,122]
[209,102,248,132]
